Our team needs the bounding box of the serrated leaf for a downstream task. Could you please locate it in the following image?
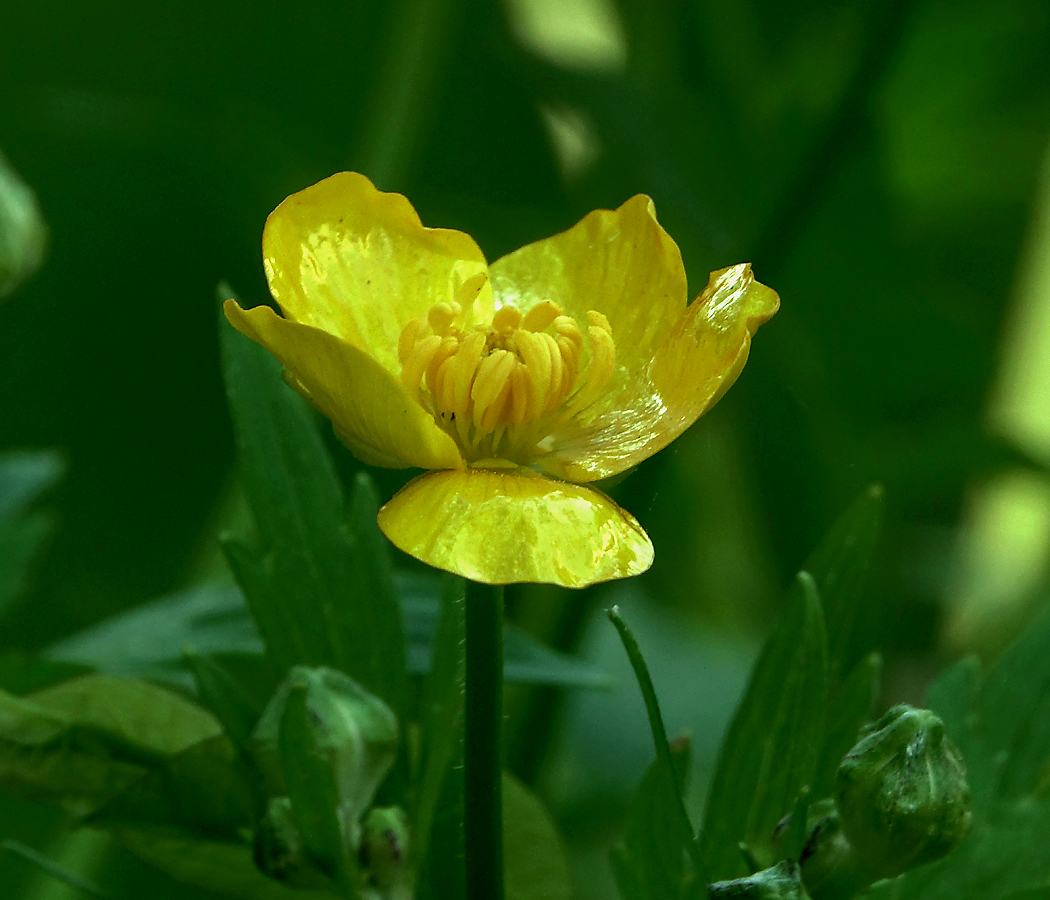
[811,652,881,800]
[608,607,701,899]
[504,774,573,900]
[611,737,696,900]
[220,289,407,722]
[696,572,829,885]
[118,830,341,900]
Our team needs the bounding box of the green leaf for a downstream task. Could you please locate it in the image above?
[864,606,1050,900]
[800,484,884,685]
[46,580,261,683]
[88,735,256,840]
[0,449,64,617]
[608,606,702,897]
[976,609,1050,801]
[185,649,264,752]
[611,737,696,900]
[0,653,91,695]
[504,773,573,900]
[0,839,114,900]
[0,674,219,816]
[118,830,341,900]
[696,572,829,885]
[279,685,361,895]
[413,576,466,885]
[811,652,881,800]
[220,289,408,721]
[48,574,609,689]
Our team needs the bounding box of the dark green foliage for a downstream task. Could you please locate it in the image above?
[47,573,611,689]
[864,607,1050,900]
[1,1,1048,898]
[0,450,63,619]
[810,654,881,801]
[609,607,702,900]
[414,577,467,897]
[219,294,408,721]
[696,574,828,885]
[611,737,697,900]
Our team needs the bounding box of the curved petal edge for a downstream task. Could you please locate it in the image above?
[377,468,654,587]
[224,299,463,471]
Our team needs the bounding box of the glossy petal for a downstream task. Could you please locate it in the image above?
[539,264,779,482]
[488,194,687,381]
[225,300,463,470]
[262,172,493,374]
[377,468,654,587]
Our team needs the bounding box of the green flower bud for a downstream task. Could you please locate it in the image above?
[253,796,330,889]
[360,806,412,900]
[251,666,399,826]
[709,861,812,899]
[834,704,973,878]
[797,799,870,900]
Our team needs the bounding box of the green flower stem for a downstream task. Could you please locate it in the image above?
[464,580,505,900]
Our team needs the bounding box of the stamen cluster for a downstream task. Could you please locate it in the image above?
[398,278,615,463]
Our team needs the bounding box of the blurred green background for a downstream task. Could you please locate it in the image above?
[2,0,1050,897]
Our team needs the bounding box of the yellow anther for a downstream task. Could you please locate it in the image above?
[587,310,611,333]
[455,271,489,307]
[425,335,459,393]
[398,298,616,462]
[521,300,562,333]
[428,302,461,336]
[472,350,517,428]
[550,317,583,342]
[400,333,442,398]
[398,316,424,365]
[543,333,565,413]
[451,331,486,420]
[509,363,530,425]
[492,304,523,334]
[480,372,514,435]
[514,330,551,422]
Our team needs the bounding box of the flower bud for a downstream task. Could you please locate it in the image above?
[709,861,812,899]
[253,796,330,889]
[251,666,399,826]
[360,806,412,899]
[834,704,972,878]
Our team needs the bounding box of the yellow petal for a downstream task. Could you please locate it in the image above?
[488,194,687,381]
[262,172,493,373]
[377,468,653,587]
[225,300,463,471]
[540,263,779,482]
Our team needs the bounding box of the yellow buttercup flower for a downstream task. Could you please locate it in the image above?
[225,172,779,588]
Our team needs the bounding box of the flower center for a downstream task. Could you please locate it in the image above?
[397,274,615,464]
